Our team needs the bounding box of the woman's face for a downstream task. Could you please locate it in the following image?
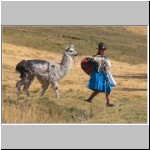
[98,49,105,55]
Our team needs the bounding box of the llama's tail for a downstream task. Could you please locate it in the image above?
[16,60,29,78]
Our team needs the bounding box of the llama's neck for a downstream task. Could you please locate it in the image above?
[59,53,73,77]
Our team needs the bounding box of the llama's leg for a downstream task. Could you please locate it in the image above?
[52,82,59,99]
[24,76,34,97]
[55,86,59,99]
[40,82,50,96]
[16,78,25,96]
[24,79,31,97]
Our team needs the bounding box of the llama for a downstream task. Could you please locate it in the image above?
[93,56,111,73]
[16,45,77,98]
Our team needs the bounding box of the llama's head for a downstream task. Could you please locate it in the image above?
[65,45,78,57]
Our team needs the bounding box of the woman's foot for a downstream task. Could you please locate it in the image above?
[106,103,115,107]
[85,99,92,103]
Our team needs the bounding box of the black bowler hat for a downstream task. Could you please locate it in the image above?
[96,42,107,50]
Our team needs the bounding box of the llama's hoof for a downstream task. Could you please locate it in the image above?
[17,92,21,97]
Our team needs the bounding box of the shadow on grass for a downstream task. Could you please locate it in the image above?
[114,73,147,80]
[116,88,147,91]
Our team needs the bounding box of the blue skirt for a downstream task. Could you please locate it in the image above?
[88,70,112,93]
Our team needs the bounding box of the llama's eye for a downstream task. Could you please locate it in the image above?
[69,50,73,53]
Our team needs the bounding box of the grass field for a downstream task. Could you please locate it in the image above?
[2,26,148,124]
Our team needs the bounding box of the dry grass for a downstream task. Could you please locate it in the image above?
[2,43,147,124]
[124,26,147,36]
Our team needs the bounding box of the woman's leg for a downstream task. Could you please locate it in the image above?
[106,92,115,106]
[86,90,100,102]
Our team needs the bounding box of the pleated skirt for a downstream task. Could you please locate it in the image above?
[88,70,112,93]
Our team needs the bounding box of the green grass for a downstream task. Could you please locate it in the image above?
[2,89,147,124]
[2,26,147,64]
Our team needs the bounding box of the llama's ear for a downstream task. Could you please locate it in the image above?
[71,45,75,48]
[65,46,69,51]
[65,45,75,51]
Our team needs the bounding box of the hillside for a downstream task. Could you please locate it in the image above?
[2,26,147,64]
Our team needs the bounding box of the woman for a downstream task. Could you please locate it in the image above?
[85,42,115,107]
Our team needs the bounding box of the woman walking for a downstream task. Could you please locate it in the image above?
[85,42,115,107]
